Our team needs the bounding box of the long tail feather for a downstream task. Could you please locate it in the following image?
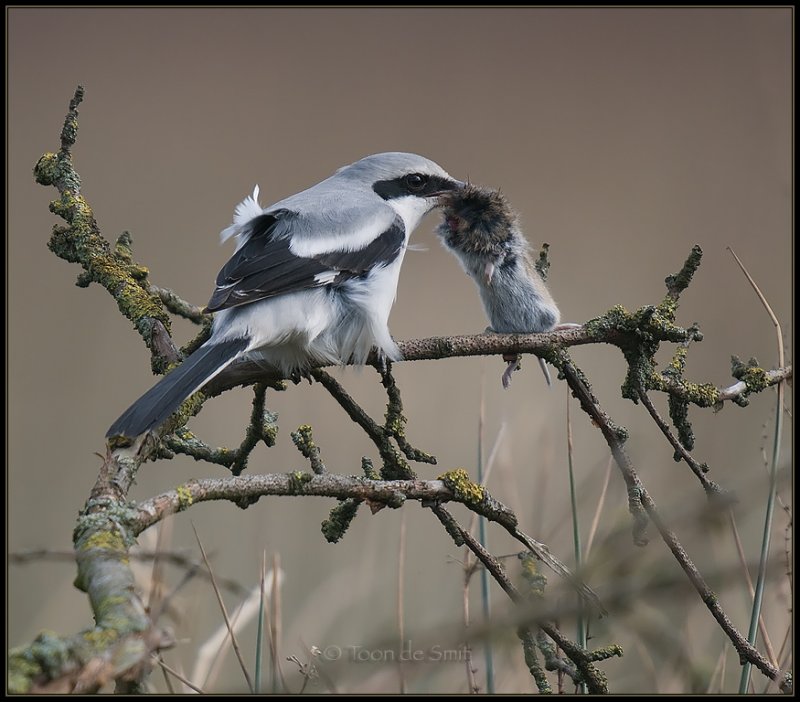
[106,338,248,439]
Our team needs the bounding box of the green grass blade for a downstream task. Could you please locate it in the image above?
[738,388,783,693]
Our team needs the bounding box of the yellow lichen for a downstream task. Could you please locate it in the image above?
[288,471,313,491]
[82,627,119,650]
[438,468,484,504]
[79,530,125,553]
[176,485,194,510]
[33,152,59,185]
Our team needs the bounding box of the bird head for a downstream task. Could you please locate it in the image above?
[338,152,465,230]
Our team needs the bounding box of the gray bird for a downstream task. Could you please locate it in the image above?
[107,152,463,440]
[436,184,565,388]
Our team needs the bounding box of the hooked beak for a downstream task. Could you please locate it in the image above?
[431,179,466,204]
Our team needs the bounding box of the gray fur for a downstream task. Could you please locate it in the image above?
[436,185,560,334]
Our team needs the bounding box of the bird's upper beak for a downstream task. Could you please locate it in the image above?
[431,179,466,203]
[444,179,466,193]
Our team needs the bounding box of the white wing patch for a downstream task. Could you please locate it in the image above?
[313,271,339,285]
[220,185,263,244]
[288,208,398,258]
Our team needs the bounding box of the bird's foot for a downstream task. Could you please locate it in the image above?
[290,368,314,385]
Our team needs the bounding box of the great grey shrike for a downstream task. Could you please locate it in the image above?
[107,152,463,440]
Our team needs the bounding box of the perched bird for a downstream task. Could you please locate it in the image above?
[436,184,564,388]
[107,152,463,440]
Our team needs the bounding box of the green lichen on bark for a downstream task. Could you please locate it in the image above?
[291,424,323,473]
[8,626,152,694]
[70,496,147,638]
[661,245,703,315]
[321,499,361,543]
[162,428,237,468]
[360,456,379,480]
[729,356,769,407]
[668,394,695,453]
[431,504,465,546]
[518,627,552,694]
[231,384,279,475]
[519,551,547,599]
[587,644,624,663]
[8,631,74,693]
[627,486,650,547]
[34,86,175,375]
[380,363,437,466]
[583,303,689,346]
[320,457,386,542]
[288,471,314,492]
[534,242,551,281]
[583,281,713,457]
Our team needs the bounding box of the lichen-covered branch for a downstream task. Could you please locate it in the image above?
[431,505,616,693]
[560,360,650,546]
[636,385,723,496]
[131,472,587,608]
[34,87,179,374]
[377,361,437,465]
[560,360,790,691]
[160,384,280,476]
[308,369,603,612]
[291,424,326,475]
[9,444,171,693]
[149,284,209,325]
[160,428,237,468]
[207,332,790,409]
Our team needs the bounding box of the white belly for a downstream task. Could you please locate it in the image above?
[209,256,405,375]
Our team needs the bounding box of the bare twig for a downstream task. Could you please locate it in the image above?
[636,386,724,496]
[155,657,204,694]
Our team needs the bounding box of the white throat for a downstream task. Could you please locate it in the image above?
[386,195,437,235]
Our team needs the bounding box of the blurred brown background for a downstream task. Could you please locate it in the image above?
[8,7,791,693]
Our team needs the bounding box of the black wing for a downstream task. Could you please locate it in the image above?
[205,210,405,313]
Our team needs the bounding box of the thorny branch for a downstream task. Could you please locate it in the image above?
[12,86,792,695]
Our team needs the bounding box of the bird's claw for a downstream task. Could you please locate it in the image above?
[290,368,314,385]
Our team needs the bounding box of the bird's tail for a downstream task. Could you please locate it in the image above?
[106,338,248,439]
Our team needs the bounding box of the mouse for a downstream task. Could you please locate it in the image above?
[436,184,572,388]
